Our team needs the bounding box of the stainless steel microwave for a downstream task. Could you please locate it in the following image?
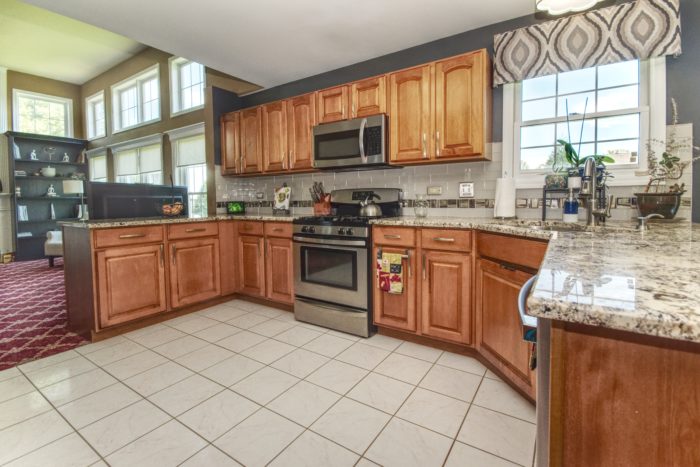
[313,114,388,170]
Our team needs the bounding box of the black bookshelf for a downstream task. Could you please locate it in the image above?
[6,132,89,261]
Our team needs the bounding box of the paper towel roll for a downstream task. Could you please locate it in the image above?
[494,177,516,218]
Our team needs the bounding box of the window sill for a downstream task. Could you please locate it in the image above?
[515,172,648,190]
[170,105,204,118]
[112,117,161,135]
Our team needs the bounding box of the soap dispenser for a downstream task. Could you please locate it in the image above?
[563,188,579,223]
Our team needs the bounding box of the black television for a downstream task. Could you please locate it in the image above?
[87,182,188,220]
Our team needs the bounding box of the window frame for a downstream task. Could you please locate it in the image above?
[169,57,205,117]
[85,91,106,140]
[168,123,207,217]
[502,57,667,188]
[12,89,73,137]
[110,135,164,185]
[87,149,108,183]
[110,64,161,134]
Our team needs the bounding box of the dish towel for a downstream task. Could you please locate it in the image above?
[377,251,404,294]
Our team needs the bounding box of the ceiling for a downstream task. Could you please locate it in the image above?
[22,0,533,90]
[0,0,145,84]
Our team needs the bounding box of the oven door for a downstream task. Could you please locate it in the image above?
[313,115,386,169]
[293,236,368,311]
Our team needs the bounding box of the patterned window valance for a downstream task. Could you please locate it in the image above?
[493,0,681,86]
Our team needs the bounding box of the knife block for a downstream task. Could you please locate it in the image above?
[313,195,331,216]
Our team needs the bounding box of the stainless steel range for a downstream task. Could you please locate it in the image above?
[293,188,402,337]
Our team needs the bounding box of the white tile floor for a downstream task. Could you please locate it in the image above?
[0,299,537,467]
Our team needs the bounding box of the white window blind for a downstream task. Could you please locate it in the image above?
[89,154,108,182]
[114,141,162,185]
[171,129,207,217]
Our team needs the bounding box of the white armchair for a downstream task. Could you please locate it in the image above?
[44,230,63,267]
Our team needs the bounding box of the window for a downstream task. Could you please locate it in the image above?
[504,58,666,187]
[170,58,205,115]
[13,90,72,137]
[114,140,163,184]
[111,65,160,132]
[172,130,207,217]
[86,92,105,140]
[89,153,108,183]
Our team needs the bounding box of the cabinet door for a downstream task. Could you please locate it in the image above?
[476,258,535,392]
[286,93,316,171]
[96,244,167,328]
[265,237,293,304]
[262,101,288,172]
[220,112,240,175]
[240,107,263,174]
[389,65,432,163]
[351,76,386,118]
[434,51,488,160]
[238,235,265,297]
[169,238,221,308]
[372,246,417,332]
[317,85,349,123]
[421,250,472,344]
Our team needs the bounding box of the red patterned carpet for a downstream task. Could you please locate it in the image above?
[0,258,87,370]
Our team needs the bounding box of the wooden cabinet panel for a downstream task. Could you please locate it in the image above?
[421,250,472,344]
[373,226,416,248]
[219,221,237,296]
[240,107,263,174]
[476,258,535,393]
[372,245,417,332]
[220,112,240,175]
[420,229,471,252]
[238,235,265,297]
[94,226,163,249]
[477,232,547,271]
[264,222,292,238]
[351,76,386,118]
[389,65,432,163]
[286,93,316,171]
[96,244,167,328]
[238,221,264,236]
[167,222,218,240]
[265,237,293,304]
[434,50,489,160]
[169,238,221,308]
[317,85,349,123]
[262,101,288,172]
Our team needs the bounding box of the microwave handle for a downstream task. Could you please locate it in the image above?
[359,117,367,164]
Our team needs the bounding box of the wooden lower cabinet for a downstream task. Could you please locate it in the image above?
[96,243,167,328]
[169,238,221,308]
[475,258,536,396]
[372,245,418,332]
[421,250,471,344]
[265,237,294,304]
[238,234,265,297]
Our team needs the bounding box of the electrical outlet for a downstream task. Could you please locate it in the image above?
[459,182,474,198]
[427,186,443,196]
[256,192,265,199]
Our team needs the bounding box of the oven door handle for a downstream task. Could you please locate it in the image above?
[359,117,367,164]
[293,235,367,248]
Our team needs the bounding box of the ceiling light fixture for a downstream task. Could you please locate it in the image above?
[536,0,605,16]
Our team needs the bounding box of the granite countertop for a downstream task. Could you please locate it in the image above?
[60,214,299,229]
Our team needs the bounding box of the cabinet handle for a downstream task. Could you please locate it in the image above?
[436,131,441,157]
[400,250,412,278]
[384,234,401,240]
[422,253,426,280]
[422,133,427,158]
[288,150,293,169]
[119,233,145,239]
[272,228,284,232]
[499,262,517,272]
[185,228,206,233]
[433,237,455,243]
[159,244,164,267]
[171,244,177,265]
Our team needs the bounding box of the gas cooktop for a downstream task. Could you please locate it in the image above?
[293,215,375,227]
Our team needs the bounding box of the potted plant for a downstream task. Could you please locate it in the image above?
[637,99,699,219]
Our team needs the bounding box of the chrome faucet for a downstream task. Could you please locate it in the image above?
[580,157,613,226]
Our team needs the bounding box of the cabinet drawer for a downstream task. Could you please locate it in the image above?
[94,226,164,249]
[477,232,548,271]
[168,222,218,240]
[238,221,264,236]
[373,226,416,247]
[421,229,471,252]
[264,222,292,238]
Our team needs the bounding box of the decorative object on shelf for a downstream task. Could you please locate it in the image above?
[414,194,429,218]
[15,186,21,198]
[17,205,28,221]
[494,176,516,219]
[14,170,27,177]
[535,0,604,16]
[62,180,86,220]
[43,146,56,161]
[70,172,86,180]
[273,183,291,216]
[50,203,56,220]
[12,142,21,160]
[636,99,699,220]
[17,232,32,238]
[40,166,56,177]
[29,149,38,161]
[46,184,58,197]
[77,149,87,164]
[62,152,70,163]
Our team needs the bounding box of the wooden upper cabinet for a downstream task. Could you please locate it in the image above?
[434,50,491,160]
[286,93,316,171]
[421,250,472,344]
[265,237,294,304]
[240,107,263,174]
[351,76,386,118]
[220,112,240,175]
[262,101,288,172]
[317,85,349,123]
[169,238,221,308]
[389,65,432,164]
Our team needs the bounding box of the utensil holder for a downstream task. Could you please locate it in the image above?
[313,195,331,216]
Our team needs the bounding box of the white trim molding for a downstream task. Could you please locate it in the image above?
[108,133,163,152]
[0,67,7,133]
[165,122,205,141]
